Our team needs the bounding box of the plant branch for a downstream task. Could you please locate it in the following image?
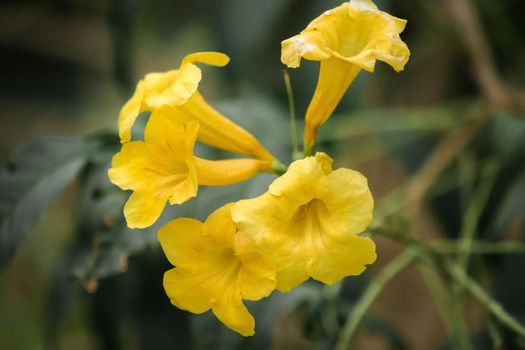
[372,224,525,341]
[405,104,489,214]
[416,263,455,340]
[457,160,499,270]
[444,262,525,340]
[283,69,301,160]
[443,0,517,108]
[334,249,418,350]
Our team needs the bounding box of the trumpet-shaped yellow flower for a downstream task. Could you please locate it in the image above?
[119,51,274,161]
[108,110,272,229]
[158,203,276,336]
[232,153,376,292]
[281,1,410,151]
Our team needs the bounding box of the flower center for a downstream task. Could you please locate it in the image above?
[194,247,242,297]
[291,198,331,242]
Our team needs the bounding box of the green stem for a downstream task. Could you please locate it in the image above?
[417,248,472,349]
[271,159,288,176]
[303,139,315,157]
[372,225,525,342]
[334,250,418,350]
[371,226,525,255]
[282,69,301,160]
[445,262,525,340]
[416,263,455,340]
[486,316,503,349]
[449,282,474,350]
[449,160,498,349]
[457,160,498,270]
[321,281,343,336]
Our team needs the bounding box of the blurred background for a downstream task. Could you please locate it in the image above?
[1,0,525,349]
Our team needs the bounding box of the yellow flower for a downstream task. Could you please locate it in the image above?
[108,110,272,229]
[119,51,274,161]
[158,203,276,336]
[232,153,376,292]
[281,0,410,151]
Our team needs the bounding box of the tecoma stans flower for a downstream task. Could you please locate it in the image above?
[108,110,273,229]
[281,0,410,153]
[118,51,275,161]
[158,203,276,336]
[232,153,376,292]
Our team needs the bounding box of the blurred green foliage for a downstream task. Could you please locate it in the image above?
[1,0,525,349]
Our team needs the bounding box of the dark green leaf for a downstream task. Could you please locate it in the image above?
[0,136,95,273]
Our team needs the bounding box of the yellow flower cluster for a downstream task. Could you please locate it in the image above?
[108,52,279,229]
[108,0,409,336]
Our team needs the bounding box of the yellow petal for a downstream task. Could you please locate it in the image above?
[108,142,175,192]
[145,64,201,108]
[235,233,277,301]
[118,81,145,143]
[108,141,191,198]
[123,191,166,229]
[142,112,199,205]
[169,119,199,204]
[204,204,277,301]
[306,235,376,284]
[203,203,237,247]
[142,70,180,93]
[273,253,309,292]
[324,167,374,235]
[164,268,214,314]
[281,2,409,71]
[232,153,376,292]
[268,153,332,200]
[212,291,255,337]
[281,35,330,68]
[144,108,188,148]
[182,51,230,67]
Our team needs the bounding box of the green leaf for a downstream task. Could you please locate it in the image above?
[69,148,163,282]
[0,136,95,273]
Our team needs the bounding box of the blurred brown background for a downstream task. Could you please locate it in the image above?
[1,0,525,349]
